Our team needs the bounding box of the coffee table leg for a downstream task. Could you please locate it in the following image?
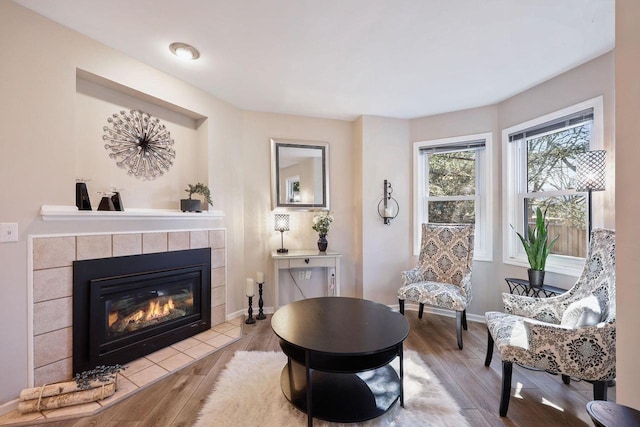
[306,352,313,427]
[399,344,404,408]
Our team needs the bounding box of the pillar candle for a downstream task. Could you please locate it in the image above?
[384,207,393,217]
[256,271,264,283]
[246,278,255,296]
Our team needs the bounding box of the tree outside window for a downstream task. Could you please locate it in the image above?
[426,150,476,224]
[503,96,604,275]
[525,124,589,258]
[414,132,492,261]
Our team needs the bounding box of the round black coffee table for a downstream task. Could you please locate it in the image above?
[271,297,410,427]
[586,400,640,427]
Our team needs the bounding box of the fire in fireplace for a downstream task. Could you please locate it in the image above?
[73,248,211,374]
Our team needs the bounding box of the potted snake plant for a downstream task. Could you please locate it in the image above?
[512,207,559,287]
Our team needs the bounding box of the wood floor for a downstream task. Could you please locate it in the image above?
[41,311,613,427]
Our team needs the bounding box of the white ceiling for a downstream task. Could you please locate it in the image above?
[15,0,614,121]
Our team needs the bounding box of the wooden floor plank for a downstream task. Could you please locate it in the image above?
[38,309,614,427]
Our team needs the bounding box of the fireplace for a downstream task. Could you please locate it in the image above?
[73,248,211,374]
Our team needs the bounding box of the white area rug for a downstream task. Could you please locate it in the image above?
[195,350,470,427]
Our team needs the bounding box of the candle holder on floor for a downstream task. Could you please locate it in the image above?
[245,296,256,324]
[256,282,266,320]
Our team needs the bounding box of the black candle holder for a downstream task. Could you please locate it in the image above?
[256,282,266,320]
[245,295,256,324]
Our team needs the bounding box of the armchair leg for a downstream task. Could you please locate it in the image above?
[456,311,464,350]
[399,299,404,315]
[593,381,608,401]
[562,375,571,385]
[418,303,424,319]
[462,309,468,330]
[500,361,513,417]
[484,329,494,367]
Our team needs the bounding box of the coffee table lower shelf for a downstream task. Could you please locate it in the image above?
[280,359,401,423]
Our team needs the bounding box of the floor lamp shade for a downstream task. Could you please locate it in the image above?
[576,150,606,240]
[576,150,606,192]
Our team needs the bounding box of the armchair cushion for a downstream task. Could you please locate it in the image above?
[398,280,468,311]
[560,295,602,328]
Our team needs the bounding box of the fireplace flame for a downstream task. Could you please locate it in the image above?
[145,298,175,321]
[109,294,190,336]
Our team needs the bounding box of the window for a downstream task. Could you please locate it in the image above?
[413,132,493,260]
[503,96,604,275]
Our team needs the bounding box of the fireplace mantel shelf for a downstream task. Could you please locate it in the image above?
[40,205,224,221]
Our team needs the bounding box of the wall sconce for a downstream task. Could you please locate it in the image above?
[274,214,290,253]
[576,150,606,239]
[377,180,399,225]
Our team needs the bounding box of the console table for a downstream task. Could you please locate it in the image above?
[272,250,341,310]
[505,277,566,298]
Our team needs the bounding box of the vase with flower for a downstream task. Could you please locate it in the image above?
[312,211,334,252]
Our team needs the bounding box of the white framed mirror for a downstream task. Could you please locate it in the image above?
[271,138,329,210]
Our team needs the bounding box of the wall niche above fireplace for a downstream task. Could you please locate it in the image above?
[73,248,211,374]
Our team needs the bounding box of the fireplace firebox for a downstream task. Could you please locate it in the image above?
[73,248,211,374]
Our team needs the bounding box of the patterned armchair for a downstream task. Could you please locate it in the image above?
[484,228,616,417]
[398,223,474,349]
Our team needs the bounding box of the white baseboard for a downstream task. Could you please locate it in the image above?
[226,306,274,322]
[391,302,485,324]
[0,398,18,417]
[228,302,485,324]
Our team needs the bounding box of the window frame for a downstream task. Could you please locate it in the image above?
[502,96,604,276]
[413,132,493,261]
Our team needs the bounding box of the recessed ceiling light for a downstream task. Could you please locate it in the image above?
[169,42,200,60]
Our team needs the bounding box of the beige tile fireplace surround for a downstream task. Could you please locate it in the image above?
[0,228,230,425]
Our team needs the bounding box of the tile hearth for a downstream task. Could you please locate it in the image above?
[0,318,242,426]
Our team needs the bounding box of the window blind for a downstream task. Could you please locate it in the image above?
[508,108,593,142]
[419,140,485,154]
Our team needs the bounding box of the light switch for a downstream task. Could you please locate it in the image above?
[305,270,312,279]
[0,223,18,242]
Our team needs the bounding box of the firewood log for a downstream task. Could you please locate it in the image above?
[19,378,113,401]
[18,382,116,413]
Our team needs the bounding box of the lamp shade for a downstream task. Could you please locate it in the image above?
[274,214,290,232]
[576,150,606,192]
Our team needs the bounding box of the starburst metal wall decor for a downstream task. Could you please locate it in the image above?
[103,110,176,180]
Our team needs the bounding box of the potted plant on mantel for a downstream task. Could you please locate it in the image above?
[181,183,213,212]
[512,207,559,287]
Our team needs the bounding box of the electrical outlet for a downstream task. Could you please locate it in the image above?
[298,271,304,280]
[305,270,312,279]
[0,223,18,243]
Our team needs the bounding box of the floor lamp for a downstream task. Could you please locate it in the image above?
[576,150,606,240]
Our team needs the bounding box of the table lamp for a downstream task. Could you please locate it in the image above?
[274,214,290,253]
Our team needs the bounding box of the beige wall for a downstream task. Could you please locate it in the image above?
[358,116,411,304]
[0,2,244,407]
[240,111,355,307]
[615,0,640,410]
